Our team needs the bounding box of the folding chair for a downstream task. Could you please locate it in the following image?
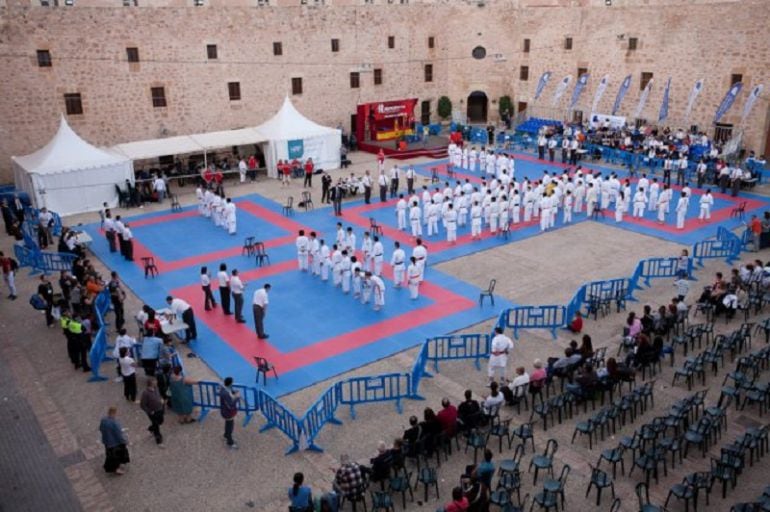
[242,236,256,256]
[141,256,158,278]
[282,196,294,216]
[254,242,270,267]
[170,193,182,212]
[370,218,383,237]
[301,191,314,211]
[254,356,278,385]
[479,279,496,307]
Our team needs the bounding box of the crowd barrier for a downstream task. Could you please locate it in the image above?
[258,389,304,454]
[693,236,740,266]
[301,385,342,452]
[426,334,491,373]
[409,342,432,399]
[337,373,411,420]
[87,290,112,382]
[631,257,692,288]
[496,305,567,340]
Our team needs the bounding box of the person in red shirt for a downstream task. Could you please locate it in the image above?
[751,214,762,252]
[303,158,314,188]
[568,311,583,333]
[436,398,458,437]
[202,167,213,186]
[291,158,301,178]
[214,169,224,195]
[247,155,257,182]
[443,487,469,512]
[277,160,289,187]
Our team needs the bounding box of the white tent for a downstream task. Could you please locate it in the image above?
[256,97,341,178]
[13,117,134,216]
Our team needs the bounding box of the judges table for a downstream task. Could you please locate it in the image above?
[156,308,189,339]
[73,231,93,248]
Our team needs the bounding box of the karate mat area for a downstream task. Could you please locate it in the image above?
[82,152,770,396]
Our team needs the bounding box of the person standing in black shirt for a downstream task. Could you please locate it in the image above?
[331,180,344,216]
[321,173,333,204]
[108,271,126,330]
[37,275,55,327]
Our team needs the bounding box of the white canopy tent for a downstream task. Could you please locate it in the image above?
[256,97,341,178]
[12,116,134,216]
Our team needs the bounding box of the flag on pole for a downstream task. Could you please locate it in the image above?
[591,75,610,113]
[740,84,764,123]
[551,76,572,107]
[658,78,672,122]
[683,79,704,123]
[714,82,743,123]
[633,78,654,119]
[533,71,552,101]
[611,75,632,115]
[569,73,590,110]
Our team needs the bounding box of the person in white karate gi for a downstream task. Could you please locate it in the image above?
[574,181,585,213]
[224,198,237,234]
[319,239,330,280]
[367,272,386,311]
[360,232,373,272]
[676,192,689,229]
[539,193,552,232]
[372,236,384,276]
[657,185,670,224]
[344,227,356,255]
[471,201,482,239]
[412,239,427,282]
[488,197,499,234]
[488,327,514,383]
[309,232,320,276]
[523,188,534,222]
[409,202,422,237]
[196,186,205,216]
[340,250,352,293]
[699,189,714,220]
[458,192,469,227]
[649,178,660,211]
[335,223,345,249]
[445,203,458,244]
[511,190,521,224]
[427,200,439,237]
[407,256,421,300]
[563,190,573,224]
[331,245,343,287]
[396,195,408,231]
[296,230,309,272]
[632,189,647,218]
[586,183,598,217]
[203,189,214,218]
[615,190,627,223]
[351,258,363,298]
[498,195,509,233]
[390,241,406,288]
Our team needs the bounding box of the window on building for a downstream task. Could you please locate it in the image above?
[714,122,733,143]
[577,67,588,78]
[273,42,282,56]
[193,0,204,5]
[519,65,529,81]
[564,37,573,50]
[151,86,167,108]
[291,77,303,95]
[523,38,530,53]
[472,46,486,60]
[387,36,395,49]
[373,68,382,85]
[206,44,218,59]
[122,0,138,6]
[64,0,74,5]
[257,0,269,4]
[228,82,241,101]
[331,39,340,52]
[640,71,653,90]
[36,50,52,67]
[64,93,82,115]
[40,0,51,6]
[126,47,139,63]
[424,64,433,83]
[628,37,638,50]
[350,72,360,89]
[731,73,743,85]
[634,118,647,129]
[428,36,435,49]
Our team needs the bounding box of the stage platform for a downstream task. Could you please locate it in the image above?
[358,134,449,159]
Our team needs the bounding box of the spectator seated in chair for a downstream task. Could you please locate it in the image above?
[548,345,583,380]
[652,305,675,336]
[369,441,393,488]
[333,453,367,503]
[420,407,442,455]
[288,472,314,512]
[481,382,504,418]
[457,389,481,432]
[402,415,422,454]
[624,333,657,369]
[579,334,594,359]
[602,357,635,383]
[529,359,547,395]
[567,311,583,333]
[565,362,599,400]
[461,474,489,512]
[501,367,530,406]
[436,398,458,437]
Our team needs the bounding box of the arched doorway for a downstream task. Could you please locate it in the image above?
[467,91,488,123]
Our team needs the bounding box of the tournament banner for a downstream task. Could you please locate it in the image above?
[658,78,672,122]
[287,139,304,159]
[683,78,704,122]
[611,75,632,115]
[569,73,590,110]
[551,75,572,107]
[534,71,552,101]
[591,75,610,113]
[741,84,764,123]
[633,78,654,119]
[714,82,742,123]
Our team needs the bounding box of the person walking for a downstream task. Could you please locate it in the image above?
[0,251,17,300]
[140,378,165,446]
[219,377,240,449]
[118,347,138,402]
[99,406,130,475]
[252,283,271,339]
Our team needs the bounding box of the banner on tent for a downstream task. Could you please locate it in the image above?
[714,82,742,123]
[570,73,590,109]
[658,78,672,122]
[741,84,764,123]
[612,75,632,115]
[287,139,304,159]
[551,76,572,106]
[634,78,654,119]
[591,75,610,113]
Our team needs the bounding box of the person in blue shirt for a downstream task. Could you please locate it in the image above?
[288,472,313,512]
[473,449,495,490]
[99,406,129,474]
[140,335,162,376]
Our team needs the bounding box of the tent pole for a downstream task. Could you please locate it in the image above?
[204,149,208,169]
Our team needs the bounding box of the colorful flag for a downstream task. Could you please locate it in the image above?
[633,78,654,119]
[611,75,632,115]
[591,75,610,113]
[533,71,552,101]
[714,82,743,123]
[551,76,572,107]
[683,79,704,122]
[569,73,590,109]
[658,78,672,122]
[740,84,764,123]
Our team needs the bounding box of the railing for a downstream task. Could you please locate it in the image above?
[300,385,341,452]
[496,305,567,340]
[87,289,113,382]
[426,334,490,373]
[337,373,411,420]
[409,342,432,399]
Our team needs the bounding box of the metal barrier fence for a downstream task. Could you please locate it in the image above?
[564,284,587,322]
[693,237,740,266]
[426,334,491,373]
[497,305,567,340]
[300,385,342,452]
[258,389,303,455]
[337,373,411,420]
[631,257,692,289]
[409,342,432,399]
[88,290,112,382]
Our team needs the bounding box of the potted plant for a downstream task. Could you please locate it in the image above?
[437,96,452,124]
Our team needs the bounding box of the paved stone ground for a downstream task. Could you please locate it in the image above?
[2,151,770,512]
